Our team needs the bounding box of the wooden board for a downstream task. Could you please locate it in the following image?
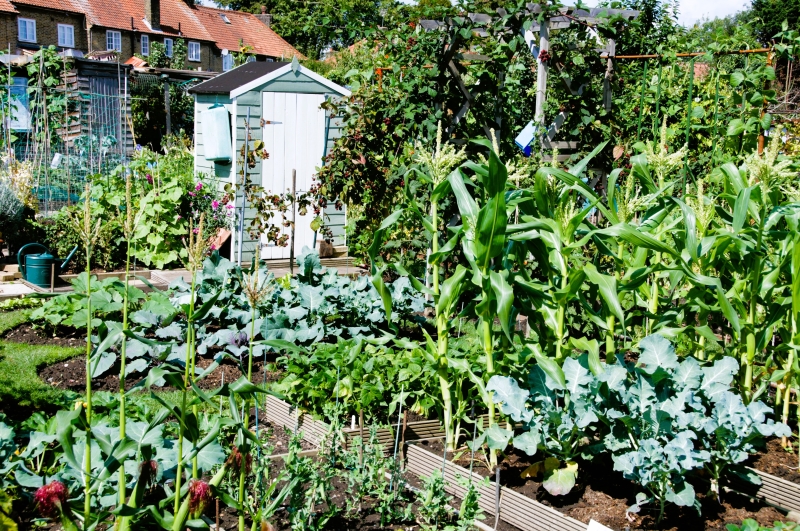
[726,467,800,514]
[405,444,587,531]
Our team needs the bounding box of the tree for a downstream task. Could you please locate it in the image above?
[216,0,390,59]
[750,0,800,44]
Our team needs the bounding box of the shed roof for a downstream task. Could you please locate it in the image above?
[189,62,351,98]
[189,61,288,94]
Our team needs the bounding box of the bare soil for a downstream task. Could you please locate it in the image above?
[414,439,789,531]
[748,438,800,484]
[39,355,283,393]
[3,322,84,347]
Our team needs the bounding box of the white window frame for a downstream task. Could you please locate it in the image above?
[222,52,233,72]
[164,38,173,57]
[106,30,121,52]
[57,24,74,47]
[140,34,149,56]
[188,41,200,62]
[18,18,36,43]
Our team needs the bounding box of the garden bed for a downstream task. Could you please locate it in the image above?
[38,355,283,392]
[409,439,791,531]
[3,322,84,347]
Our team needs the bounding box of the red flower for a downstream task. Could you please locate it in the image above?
[188,479,212,515]
[34,481,69,518]
[228,446,252,475]
[139,460,158,488]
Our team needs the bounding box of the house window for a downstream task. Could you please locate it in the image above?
[18,18,35,43]
[222,52,233,71]
[57,24,74,47]
[219,13,231,24]
[141,34,149,56]
[164,38,173,57]
[106,30,121,52]
[188,41,200,62]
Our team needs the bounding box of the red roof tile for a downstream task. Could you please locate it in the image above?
[194,6,303,59]
[75,0,213,40]
[124,55,148,67]
[5,0,303,60]
[12,0,85,12]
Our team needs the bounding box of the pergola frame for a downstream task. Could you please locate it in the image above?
[419,4,639,154]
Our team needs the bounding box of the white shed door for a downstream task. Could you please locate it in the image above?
[260,92,326,260]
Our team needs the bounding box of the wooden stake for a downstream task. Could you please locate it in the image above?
[290,169,296,275]
[50,263,55,293]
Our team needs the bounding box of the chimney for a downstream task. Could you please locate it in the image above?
[145,0,160,30]
[255,6,272,27]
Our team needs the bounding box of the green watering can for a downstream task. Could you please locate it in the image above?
[18,243,78,288]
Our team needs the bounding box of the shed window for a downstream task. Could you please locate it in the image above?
[222,52,233,72]
[57,24,74,47]
[18,18,35,43]
[141,34,149,56]
[106,30,121,52]
[188,41,200,62]
[164,38,173,57]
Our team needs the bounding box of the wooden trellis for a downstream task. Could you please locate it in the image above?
[418,4,639,157]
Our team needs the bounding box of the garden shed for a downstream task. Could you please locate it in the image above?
[189,60,350,264]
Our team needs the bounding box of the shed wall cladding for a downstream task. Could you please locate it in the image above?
[229,71,347,265]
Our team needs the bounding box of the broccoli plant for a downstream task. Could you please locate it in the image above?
[485,352,605,496]
[486,334,791,522]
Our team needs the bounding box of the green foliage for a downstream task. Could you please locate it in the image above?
[728,519,799,531]
[218,0,387,60]
[274,339,431,421]
[31,273,145,329]
[487,335,790,520]
[750,0,800,44]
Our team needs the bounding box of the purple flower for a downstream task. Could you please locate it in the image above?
[212,200,219,210]
[226,203,234,210]
[189,191,195,197]
[195,182,203,191]
[146,174,153,185]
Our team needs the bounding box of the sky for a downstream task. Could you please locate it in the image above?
[581,0,750,27]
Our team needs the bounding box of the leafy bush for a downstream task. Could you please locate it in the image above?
[487,334,791,521]
[274,339,429,421]
[31,273,146,329]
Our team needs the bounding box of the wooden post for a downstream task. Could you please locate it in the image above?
[603,39,615,112]
[534,18,550,127]
[164,79,171,136]
[289,169,296,275]
[758,49,773,155]
[50,263,54,293]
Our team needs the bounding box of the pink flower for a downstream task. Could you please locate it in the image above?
[177,215,182,219]
[145,174,153,185]
[193,228,200,234]
[212,200,219,210]
[188,480,212,515]
[34,481,69,518]
[210,244,216,250]
[195,182,203,191]
[226,203,234,210]
[188,191,195,197]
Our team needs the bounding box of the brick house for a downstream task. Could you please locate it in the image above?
[0,0,301,72]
